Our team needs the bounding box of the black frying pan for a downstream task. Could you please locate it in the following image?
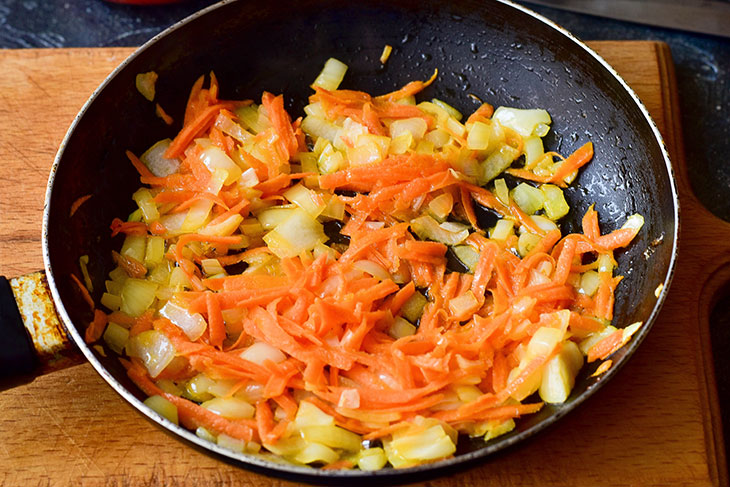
[1,0,678,484]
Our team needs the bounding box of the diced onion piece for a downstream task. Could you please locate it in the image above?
[156,379,183,396]
[452,245,479,273]
[353,260,391,281]
[101,292,122,311]
[199,214,244,237]
[304,102,327,118]
[388,316,417,339]
[312,57,348,91]
[133,188,160,223]
[302,116,340,142]
[335,118,368,151]
[506,362,542,401]
[386,423,456,464]
[185,374,216,402]
[120,278,158,317]
[389,132,414,155]
[623,322,642,343]
[411,215,469,245]
[145,236,165,267]
[284,183,327,217]
[214,112,252,144]
[317,143,346,173]
[389,117,428,140]
[530,214,559,232]
[448,291,480,320]
[144,395,179,425]
[158,212,187,236]
[263,208,327,258]
[493,178,510,207]
[257,206,296,230]
[300,425,362,451]
[511,183,544,215]
[103,322,128,355]
[523,136,545,167]
[597,253,615,273]
[424,128,451,148]
[539,341,583,403]
[358,448,388,471]
[481,145,519,184]
[200,146,242,185]
[517,231,542,257]
[527,326,565,357]
[235,104,268,134]
[294,442,339,465]
[380,44,393,64]
[159,301,208,341]
[240,341,286,365]
[431,98,463,121]
[141,139,180,176]
[169,266,192,291]
[483,418,516,441]
[348,134,390,166]
[401,291,428,323]
[217,433,246,453]
[622,213,645,232]
[126,330,176,378]
[202,397,255,420]
[239,167,260,188]
[196,427,217,443]
[466,121,491,150]
[579,270,600,296]
[201,258,225,276]
[541,184,570,220]
[428,193,454,222]
[135,71,157,101]
[296,401,335,427]
[181,199,214,232]
[455,385,482,403]
[418,101,450,123]
[490,219,514,241]
[321,194,346,220]
[121,234,146,263]
[492,107,551,137]
[578,325,617,354]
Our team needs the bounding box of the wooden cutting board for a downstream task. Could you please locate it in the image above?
[0,42,727,486]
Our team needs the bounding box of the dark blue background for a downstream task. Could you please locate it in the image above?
[1,0,727,463]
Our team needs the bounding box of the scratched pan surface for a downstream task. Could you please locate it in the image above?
[43,0,679,484]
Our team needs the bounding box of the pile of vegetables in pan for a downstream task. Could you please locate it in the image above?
[82,57,644,470]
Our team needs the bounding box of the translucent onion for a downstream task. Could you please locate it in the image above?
[239,341,286,365]
[126,330,176,378]
[141,139,180,176]
[159,301,208,341]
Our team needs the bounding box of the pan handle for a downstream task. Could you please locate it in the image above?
[0,272,83,390]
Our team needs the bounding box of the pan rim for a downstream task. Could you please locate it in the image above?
[41,0,680,482]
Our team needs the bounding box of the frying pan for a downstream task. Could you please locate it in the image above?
[0,0,678,484]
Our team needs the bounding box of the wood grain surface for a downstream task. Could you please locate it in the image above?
[0,43,728,486]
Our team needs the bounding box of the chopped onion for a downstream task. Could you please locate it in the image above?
[352,260,391,281]
[126,330,176,378]
[141,139,180,177]
[135,71,157,101]
[159,301,208,341]
[240,341,286,365]
[312,57,348,91]
[493,107,551,137]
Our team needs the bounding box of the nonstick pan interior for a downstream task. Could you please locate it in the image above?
[43,0,678,483]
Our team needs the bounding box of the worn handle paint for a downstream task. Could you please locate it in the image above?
[1,272,83,389]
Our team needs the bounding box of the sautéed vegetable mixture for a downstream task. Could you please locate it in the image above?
[85,58,644,470]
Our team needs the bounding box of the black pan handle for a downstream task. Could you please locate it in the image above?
[0,272,83,391]
[0,275,39,389]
